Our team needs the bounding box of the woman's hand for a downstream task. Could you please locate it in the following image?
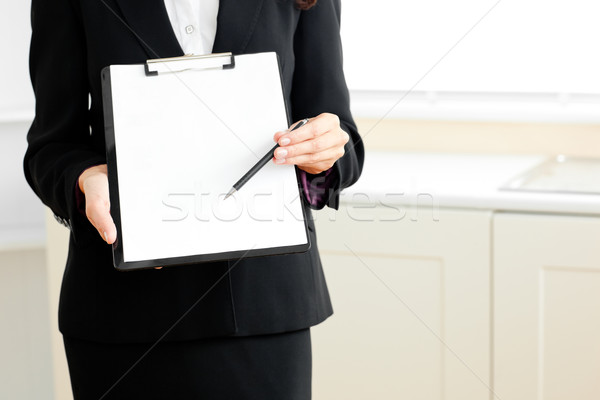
[78,164,117,245]
[272,113,349,175]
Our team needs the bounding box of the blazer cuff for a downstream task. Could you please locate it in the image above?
[298,166,340,210]
[75,181,86,216]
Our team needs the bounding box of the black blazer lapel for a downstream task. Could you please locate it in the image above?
[112,0,184,59]
[212,0,265,54]
[112,0,265,58]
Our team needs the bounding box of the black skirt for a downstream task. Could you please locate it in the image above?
[63,329,312,400]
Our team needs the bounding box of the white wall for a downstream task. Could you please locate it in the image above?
[340,0,600,122]
[0,1,43,246]
[0,2,35,115]
[342,0,600,93]
[0,121,46,245]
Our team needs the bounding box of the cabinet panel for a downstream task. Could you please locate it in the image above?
[313,253,443,399]
[0,248,52,400]
[312,207,492,400]
[542,268,600,398]
[493,213,600,400]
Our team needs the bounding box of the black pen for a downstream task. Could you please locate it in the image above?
[224,118,309,200]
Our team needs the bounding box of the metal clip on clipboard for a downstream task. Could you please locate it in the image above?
[144,52,235,76]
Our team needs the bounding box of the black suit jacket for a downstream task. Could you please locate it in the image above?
[24,0,364,342]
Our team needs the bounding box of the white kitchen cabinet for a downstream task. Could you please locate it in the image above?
[311,206,493,400]
[493,212,600,400]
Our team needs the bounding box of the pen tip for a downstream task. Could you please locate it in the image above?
[224,188,236,200]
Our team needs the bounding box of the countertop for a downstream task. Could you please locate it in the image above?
[340,152,600,216]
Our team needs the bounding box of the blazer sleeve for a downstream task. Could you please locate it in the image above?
[290,0,365,210]
[24,0,106,236]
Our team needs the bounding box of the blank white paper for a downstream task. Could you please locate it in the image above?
[108,53,308,263]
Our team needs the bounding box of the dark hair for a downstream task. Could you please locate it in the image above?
[296,0,317,10]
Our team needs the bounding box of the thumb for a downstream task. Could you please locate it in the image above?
[102,220,118,245]
[86,196,117,244]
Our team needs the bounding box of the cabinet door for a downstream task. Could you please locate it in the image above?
[494,213,600,400]
[312,206,492,400]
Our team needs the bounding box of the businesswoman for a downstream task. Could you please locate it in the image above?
[25,0,364,398]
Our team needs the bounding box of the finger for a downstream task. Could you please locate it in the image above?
[274,129,342,160]
[86,196,117,244]
[103,222,118,245]
[273,119,307,143]
[281,146,345,166]
[273,129,288,143]
[277,114,338,146]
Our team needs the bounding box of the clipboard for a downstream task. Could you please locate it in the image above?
[101,52,310,271]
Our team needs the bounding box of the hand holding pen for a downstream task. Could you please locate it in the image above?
[272,113,349,175]
[225,113,349,198]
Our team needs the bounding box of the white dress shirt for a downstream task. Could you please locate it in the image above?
[163,0,219,55]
